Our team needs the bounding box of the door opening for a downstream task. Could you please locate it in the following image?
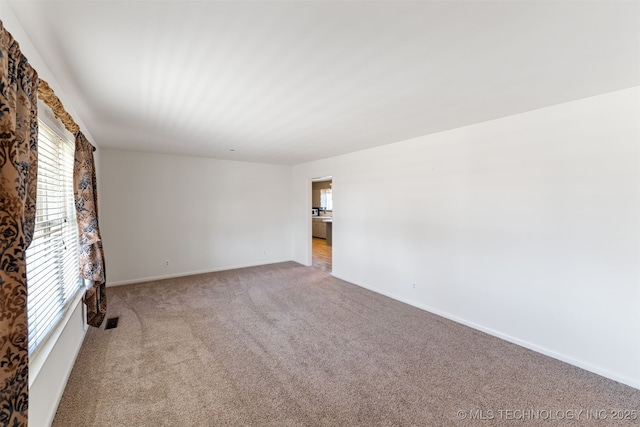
[311,176,332,272]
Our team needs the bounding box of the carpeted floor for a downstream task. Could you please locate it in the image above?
[53,262,640,426]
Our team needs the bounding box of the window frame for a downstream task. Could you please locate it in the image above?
[25,115,83,360]
[320,187,333,211]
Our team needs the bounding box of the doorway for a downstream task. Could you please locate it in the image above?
[311,176,332,272]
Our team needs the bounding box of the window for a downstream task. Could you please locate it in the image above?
[320,188,333,211]
[25,120,81,356]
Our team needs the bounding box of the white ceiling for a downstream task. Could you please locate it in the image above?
[6,0,639,165]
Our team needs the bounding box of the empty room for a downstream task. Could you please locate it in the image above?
[1,0,639,426]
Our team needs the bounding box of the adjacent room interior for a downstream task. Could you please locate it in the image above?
[311,176,333,273]
[1,1,639,426]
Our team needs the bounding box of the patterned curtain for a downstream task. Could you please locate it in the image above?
[0,22,39,427]
[74,132,107,327]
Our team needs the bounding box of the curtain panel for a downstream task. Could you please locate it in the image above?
[73,132,107,327]
[0,22,39,427]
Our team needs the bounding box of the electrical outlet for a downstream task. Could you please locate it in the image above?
[412,283,416,290]
[165,259,170,267]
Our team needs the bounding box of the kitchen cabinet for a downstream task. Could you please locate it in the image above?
[312,189,321,208]
[312,218,326,239]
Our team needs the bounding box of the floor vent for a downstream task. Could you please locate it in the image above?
[105,317,120,330]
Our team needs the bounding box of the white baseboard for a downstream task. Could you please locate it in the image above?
[108,264,639,390]
[107,259,293,287]
[332,272,640,391]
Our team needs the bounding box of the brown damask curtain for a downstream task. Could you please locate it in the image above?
[74,132,107,327]
[0,22,39,427]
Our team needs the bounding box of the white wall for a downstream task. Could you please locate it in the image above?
[292,87,640,389]
[28,297,86,427]
[1,4,93,426]
[99,149,293,285]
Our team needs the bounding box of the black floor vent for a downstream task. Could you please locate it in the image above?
[105,317,119,330]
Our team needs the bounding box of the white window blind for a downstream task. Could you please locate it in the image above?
[25,120,82,356]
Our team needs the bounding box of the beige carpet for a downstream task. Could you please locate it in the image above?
[53,262,640,426]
